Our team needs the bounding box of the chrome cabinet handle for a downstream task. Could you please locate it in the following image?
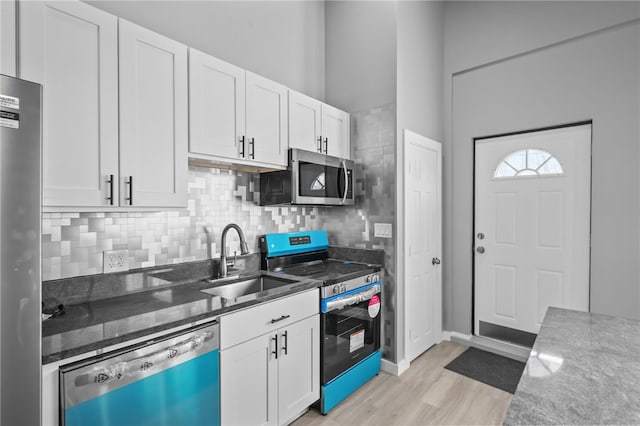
[323,137,328,154]
[125,176,133,205]
[106,174,114,205]
[281,331,288,356]
[432,257,441,265]
[341,159,349,205]
[239,136,245,157]
[271,334,278,359]
[270,314,290,324]
[317,136,323,153]
[249,137,255,159]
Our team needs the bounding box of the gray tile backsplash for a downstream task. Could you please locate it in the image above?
[41,102,397,359]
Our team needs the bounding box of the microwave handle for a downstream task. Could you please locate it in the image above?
[341,159,349,205]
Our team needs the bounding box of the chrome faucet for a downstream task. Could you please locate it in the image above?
[219,223,250,278]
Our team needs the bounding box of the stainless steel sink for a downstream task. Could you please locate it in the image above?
[201,274,298,299]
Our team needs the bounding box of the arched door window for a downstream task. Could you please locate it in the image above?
[494,149,563,178]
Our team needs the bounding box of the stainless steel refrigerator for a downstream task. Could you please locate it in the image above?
[0,74,41,425]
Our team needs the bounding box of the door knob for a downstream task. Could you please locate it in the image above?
[476,247,485,254]
[432,257,441,265]
[477,232,485,240]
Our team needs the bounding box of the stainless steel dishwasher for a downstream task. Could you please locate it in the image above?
[59,321,219,426]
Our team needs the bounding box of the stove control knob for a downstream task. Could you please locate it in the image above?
[332,285,340,294]
[374,274,380,282]
[342,284,347,292]
[366,275,373,284]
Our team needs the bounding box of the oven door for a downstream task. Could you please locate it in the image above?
[291,148,354,205]
[320,283,381,384]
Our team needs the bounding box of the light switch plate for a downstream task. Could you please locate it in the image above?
[103,249,129,273]
[374,223,392,238]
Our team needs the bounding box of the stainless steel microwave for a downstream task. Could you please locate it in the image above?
[260,149,355,206]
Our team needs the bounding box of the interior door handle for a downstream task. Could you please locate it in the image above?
[432,257,441,265]
[476,247,485,254]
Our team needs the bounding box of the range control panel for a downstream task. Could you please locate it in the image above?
[261,230,329,258]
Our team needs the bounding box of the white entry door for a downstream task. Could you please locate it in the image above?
[404,130,442,362]
[474,124,591,337]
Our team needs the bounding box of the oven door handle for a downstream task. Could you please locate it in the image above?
[323,283,381,313]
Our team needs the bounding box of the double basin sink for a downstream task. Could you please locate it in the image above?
[200,272,305,302]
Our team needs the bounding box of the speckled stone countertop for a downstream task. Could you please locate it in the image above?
[42,267,320,364]
[42,246,384,365]
[504,307,640,425]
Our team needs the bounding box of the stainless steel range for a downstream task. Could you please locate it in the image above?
[260,230,382,414]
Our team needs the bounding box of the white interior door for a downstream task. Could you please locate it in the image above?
[474,124,591,337]
[404,130,442,362]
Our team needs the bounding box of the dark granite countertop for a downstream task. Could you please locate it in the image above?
[504,307,640,425]
[42,270,320,364]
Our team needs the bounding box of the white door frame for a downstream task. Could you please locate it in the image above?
[403,129,443,364]
[472,121,592,342]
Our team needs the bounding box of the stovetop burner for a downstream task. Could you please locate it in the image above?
[260,230,382,289]
[274,259,378,285]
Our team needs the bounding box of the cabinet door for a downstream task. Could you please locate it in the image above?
[19,1,119,207]
[246,71,288,166]
[278,315,320,426]
[288,90,322,153]
[322,104,350,159]
[189,49,245,160]
[119,19,188,207]
[221,333,278,426]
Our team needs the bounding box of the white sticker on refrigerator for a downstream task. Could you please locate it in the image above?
[349,329,365,353]
[0,110,19,129]
[0,94,20,110]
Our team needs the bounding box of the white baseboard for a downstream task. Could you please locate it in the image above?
[380,358,410,376]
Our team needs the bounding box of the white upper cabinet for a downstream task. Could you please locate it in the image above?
[188,53,287,168]
[288,90,322,153]
[189,49,245,160]
[321,103,350,158]
[288,90,350,159]
[245,71,288,166]
[119,19,188,207]
[19,1,119,207]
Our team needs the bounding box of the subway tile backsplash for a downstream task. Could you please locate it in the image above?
[42,170,322,281]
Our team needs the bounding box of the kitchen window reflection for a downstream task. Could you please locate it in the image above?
[524,349,563,377]
[310,173,326,191]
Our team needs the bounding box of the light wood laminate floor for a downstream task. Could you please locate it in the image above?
[293,341,512,426]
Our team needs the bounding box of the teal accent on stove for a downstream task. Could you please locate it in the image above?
[265,230,329,258]
[64,350,219,426]
[321,350,382,414]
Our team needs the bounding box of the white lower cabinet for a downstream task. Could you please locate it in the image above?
[220,289,319,426]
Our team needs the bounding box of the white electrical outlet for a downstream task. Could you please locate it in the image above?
[103,250,129,273]
[374,223,392,238]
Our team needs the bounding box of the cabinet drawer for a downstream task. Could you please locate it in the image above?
[220,289,318,349]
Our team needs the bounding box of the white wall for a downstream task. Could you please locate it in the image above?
[87,0,325,100]
[443,1,640,333]
[397,0,444,141]
[324,0,397,112]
